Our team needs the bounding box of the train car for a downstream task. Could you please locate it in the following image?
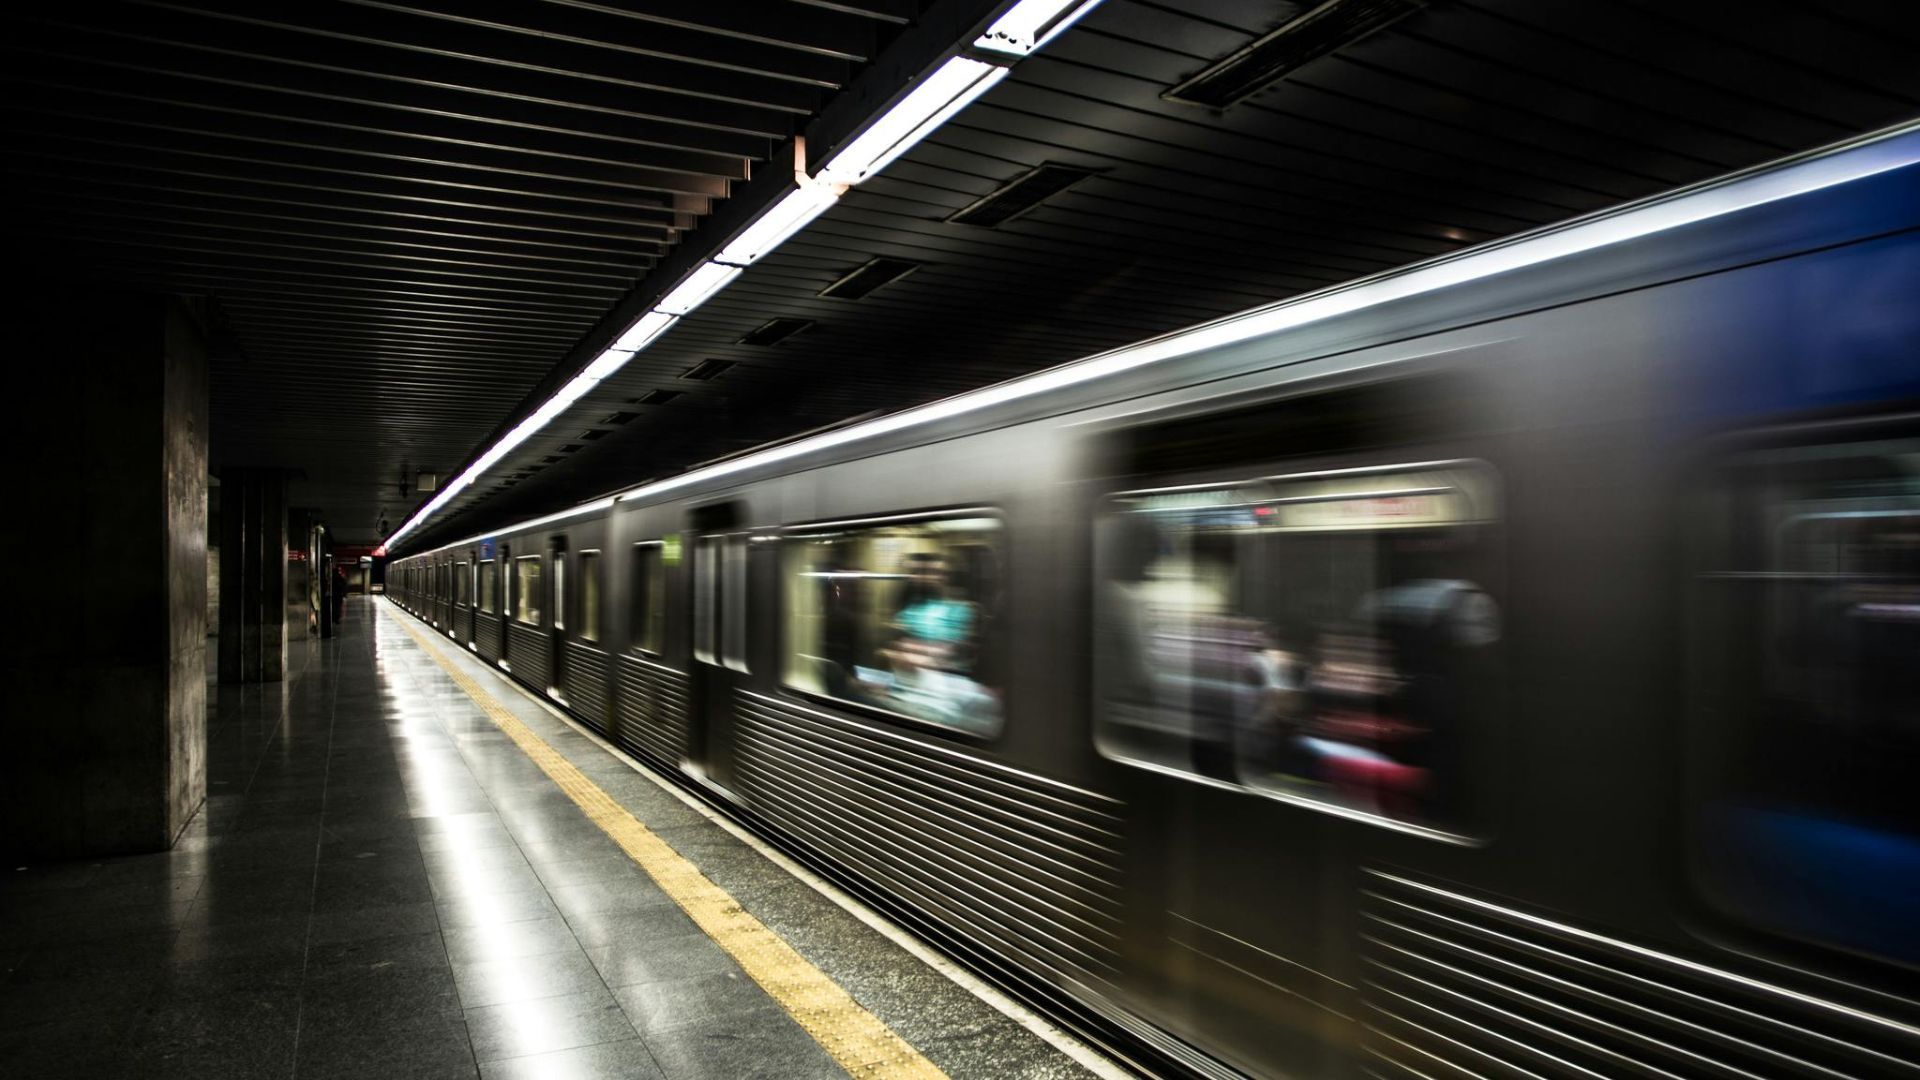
[390,122,1920,1079]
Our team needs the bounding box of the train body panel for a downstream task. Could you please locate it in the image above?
[389,126,1920,1078]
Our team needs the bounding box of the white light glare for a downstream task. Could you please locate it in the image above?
[612,310,678,351]
[715,183,843,266]
[654,261,743,316]
[817,57,1009,185]
[975,0,1106,56]
[580,348,634,381]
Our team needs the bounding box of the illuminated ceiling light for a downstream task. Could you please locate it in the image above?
[715,183,843,267]
[974,0,1107,57]
[612,310,678,352]
[817,57,1009,185]
[654,261,743,316]
[580,347,634,381]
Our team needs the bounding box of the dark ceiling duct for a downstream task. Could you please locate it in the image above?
[1164,0,1428,110]
[819,258,922,299]
[737,318,814,346]
[632,389,684,406]
[680,358,737,381]
[948,164,1099,227]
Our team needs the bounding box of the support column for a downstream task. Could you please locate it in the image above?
[218,470,248,683]
[255,473,288,681]
[1,288,208,858]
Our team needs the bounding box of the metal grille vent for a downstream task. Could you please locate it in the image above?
[632,389,684,406]
[948,165,1097,227]
[738,318,814,346]
[1361,870,1920,1080]
[819,258,921,299]
[680,358,736,381]
[1165,0,1427,109]
[601,412,639,426]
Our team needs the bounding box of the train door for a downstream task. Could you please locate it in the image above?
[549,537,568,696]
[498,544,512,668]
[688,501,748,788]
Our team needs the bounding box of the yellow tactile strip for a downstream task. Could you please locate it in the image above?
[390,613,947,1079]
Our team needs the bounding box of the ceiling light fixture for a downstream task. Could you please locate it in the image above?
[817,57,1009,185]
[974,0,1107,57]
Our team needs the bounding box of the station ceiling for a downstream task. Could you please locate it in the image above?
[8,0,1920,547]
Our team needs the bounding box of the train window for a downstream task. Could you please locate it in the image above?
[1095,463,1501,830]
[579,551,601,642]
[514,556,542,626]
[454,561,469,608]
[722,535,749,673]
[632,542,665,655]
[553,554,567,631]
[478,560,497,613]
[1694,435,1920,966]
[782,512,1004,737]
[695,535,720,664]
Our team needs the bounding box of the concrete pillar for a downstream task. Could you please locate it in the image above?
[216,469,290,683]
[217,473,247,683]
[1,288,208,858]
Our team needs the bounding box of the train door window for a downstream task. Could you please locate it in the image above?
[1694,435,1920,967]
[722,535,749,673]
[579,551,601,643]
[783,512,1005,736]
[455,561,469,608]
[1095,463,1501,830]
[553,553,567,632]
[695,535,720,664]
[479,560,497,613]
[514,556,542,626]
[632,542,665,655]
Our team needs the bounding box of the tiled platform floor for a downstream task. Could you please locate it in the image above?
[0,598,1097,1079]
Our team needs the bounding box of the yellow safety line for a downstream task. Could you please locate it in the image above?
[388,611,946,1079]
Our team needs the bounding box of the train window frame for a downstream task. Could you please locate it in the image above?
[578,549,601,643]
[513,555,543,627]
[478,559,498,614]
[722,534,750,674]
[694,535,721,665]
[454,560,469,609]
[1688,424,1920,971]
[631,541,666,657]
[1092,459,1502,843]
[778,507,1009,741]
[553,552,567,632]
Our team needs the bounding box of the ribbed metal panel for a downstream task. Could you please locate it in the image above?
[562,640,611,737]
[453,606,471,644]
[475,614,502,661]
[614,654,689,771]
[732,691,1125,991]
[1361,870,1920,1080]
[505,622,550,691]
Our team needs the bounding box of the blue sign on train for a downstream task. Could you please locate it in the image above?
[479,538,495,559]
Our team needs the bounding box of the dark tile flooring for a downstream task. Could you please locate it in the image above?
[0,599,839,1079]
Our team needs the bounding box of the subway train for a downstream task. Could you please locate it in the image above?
[391,121,1920,1079]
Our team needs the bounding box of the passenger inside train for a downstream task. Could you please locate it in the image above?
[1098,464,1501,829]
[785,515,1004,735]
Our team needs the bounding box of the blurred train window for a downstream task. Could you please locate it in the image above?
[783,513,1004,737]
[694,536,720,664]
[479,560,497,614]
[722,535,749,673]
[553,554,567,631]
[514,556,542,626]
[579,551,601,643]
[1096,463,1501,830]
[632,542,665,655]
[1696,436,1920,966]
[454,561,469,608]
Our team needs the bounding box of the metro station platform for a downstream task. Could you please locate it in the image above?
[0,598,1114,1080]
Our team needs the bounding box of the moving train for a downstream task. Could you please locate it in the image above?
[391,122,1920,1078]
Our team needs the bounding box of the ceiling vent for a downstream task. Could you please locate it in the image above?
[1164,0,1426,110]
[601,411,638,425]
[948,164,1097,227]
[818,258,921,299]
[558,443,583,454]
[633,389,684,406]
[680,358,735,381]
[541,455,562,465]
[737,318,813,346]
[578,429,608,441]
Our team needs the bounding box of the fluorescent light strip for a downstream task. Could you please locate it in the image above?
[613,310,678,352]
[655,261,743,316]
[716,184,843,267]
[397,122,1920,558]
[817,57,1009,185]
[975,0,1107,56]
